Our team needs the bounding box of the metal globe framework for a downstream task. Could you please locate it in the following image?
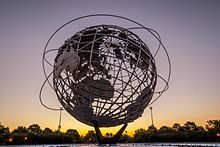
[40,14,171,128]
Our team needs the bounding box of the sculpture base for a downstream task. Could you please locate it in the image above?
[93,121,128,144]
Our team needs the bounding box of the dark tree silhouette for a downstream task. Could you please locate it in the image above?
[119,134,133,143]
[158,126,175,134]
[83,130,97,143]
[1,119,220,144]
[172,123,182,132]
[0,124,10,145]
[65,129,81,143]
[133,128,148,142]
[9,126,28,145]
[147,125,158,134]
[181,121,206,142]
[11,126,28,134]
[206,120,220,141]
[42,127,53,135]
[28,124,42,134]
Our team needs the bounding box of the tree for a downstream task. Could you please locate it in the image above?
[11,126,28,134]
[0,124,10,145]
[171,123,186,141]
[83,130,97,143]
[146,125,158,142]
[206,120,220,132]
[181,121,206,142]
[147,125,158,135]
[133,128,148,142]
[158,126,174,134]
[65,129,81,143]
[206,120,220,141]
[1,120,220,144]
[27,124,42,134]
[183,121,197,131]
[172,123,182,132]
[10,126,28,145]
[119,134,133,143]
[26,124,44,144]
[42,127,53,135]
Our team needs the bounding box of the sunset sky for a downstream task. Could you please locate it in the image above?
[0,0,220,136]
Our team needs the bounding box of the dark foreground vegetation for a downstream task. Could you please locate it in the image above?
[0,120,219,145]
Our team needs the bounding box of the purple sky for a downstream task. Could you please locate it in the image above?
[0,0,220,135]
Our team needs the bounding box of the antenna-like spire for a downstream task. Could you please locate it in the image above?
[58,107,62,131]
[149,106,154,126]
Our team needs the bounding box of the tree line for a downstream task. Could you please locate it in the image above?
[0,119,219,145]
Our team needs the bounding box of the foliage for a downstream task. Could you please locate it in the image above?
[11,126,28,134]
[0,119,220,145]
[206,120,220,141]
[0,123,10,145]
[28,124,42,134]
[83,130,97,143]
[133,128,148,142]
[65,129,81,143]
[119,133,133,143]
[42,127,53,135]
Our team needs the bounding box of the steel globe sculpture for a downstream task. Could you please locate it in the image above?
[40,14,170,144]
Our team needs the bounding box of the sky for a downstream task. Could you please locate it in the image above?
[0,0,220,136]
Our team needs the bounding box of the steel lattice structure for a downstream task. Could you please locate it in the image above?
[40,14,171,128]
